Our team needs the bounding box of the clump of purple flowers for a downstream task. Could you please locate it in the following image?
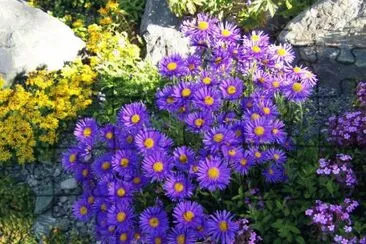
[305,199,363,243]
[316,154,357,188]
[235,218,263,243]
[327,81,366,147]
[157,13,317,183]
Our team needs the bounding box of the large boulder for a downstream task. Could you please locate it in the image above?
[140,0,190,65]
[278,0,366,90]
[0,0,85,87]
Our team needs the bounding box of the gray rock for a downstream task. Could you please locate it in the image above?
[140,0,190,65]
[0,0,85,86]
[61,178,77,190]
[34,184,54,215]
[32,213,56,240]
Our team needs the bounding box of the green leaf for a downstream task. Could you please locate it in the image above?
[285,0,293,9]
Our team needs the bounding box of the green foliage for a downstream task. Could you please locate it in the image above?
[0,176,36,243]
[167,0,316,30]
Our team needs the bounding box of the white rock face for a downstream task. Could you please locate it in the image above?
[0,0,85,86]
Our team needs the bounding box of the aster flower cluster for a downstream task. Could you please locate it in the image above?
[327,81,366,147]
[235,218,262,244]
[157,13,317,183]
[62,102,262,243]
[316,154,357,188]
[305,199,364,243]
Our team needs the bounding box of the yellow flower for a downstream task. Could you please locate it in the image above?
[99,17,113,26]
[98,7,108,16]
[72,19,84,28]
[106,0,119,11]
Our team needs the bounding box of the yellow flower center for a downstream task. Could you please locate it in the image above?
[102,162,111,170]
[101,204,107,211]
[227,85,237,95]
[251,113,260,120]
[155,237,162,244]
[269,169,274,175]
[208,167,220,179]
[144,138,154,149]
[293,67,301,73]
[179,106,186,113]
[117,188,126,197]
[251,34,259,41]
[192,165,199,172]
[108,226,115,232]
[252,45,261,53]
[189,64,195,71]
[246,101,253,108]
[228,149,236,156]
[149,217,159,227]
[272,154,280,161]
[213,133,224,143]
[202,77,212,85]
[194,118,204,127]
[204,96,214,105]
[181,88,191,97]
[120,233,128,241]
[254,126,265,136]
[183,211,195,222]
[263,107,270,115]
[292,83,303,92]
[79,206,88,215]
[82,169,89,177]
[272,128,279,135]
[134,232,141,240]
[167,97,175,104]
[133,177,141,184]
[127,135,134,144]
[173,152,184,163]
[258,77,265,83]
[255,152,262,158]
[221,29,231,37]
[153,162,164,172]
[174,182,184,192]
[106,132,113,139]
[131,114,140,124]
[69,154,76,163]
[197,21,209,30]
[272,81,280,88]
[120,158,129,167]
[215,57,222,64]
[83,127,92,137]
[240,159,247,166]
[277,48,287,56]
[177,234,186,244]
[219,221,228,232]
[117,212,126,222]
[235,130,242,137]
[167,62,177,71]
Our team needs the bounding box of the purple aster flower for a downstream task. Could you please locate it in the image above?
[231,150,255,175]
[207,210,239,244]
[173,201,205,230]
[263,148,287,164]
[107,203,134,231]
[253,69,271,87]
[156,85,178,112]
[99,124,118,149]
[270,119,287,144]
[115,230,133,243]
[283,81,312,102]
[135,129,173,155]
[244,31,269,46]
[74,163,93,182]
[244,117,272,144]
[146,234,168,244]
[229,121,245,141]
[74,118,98,145]
[163,173,194,201]
[217,111,238,124]
[197,156,231,191]
[107,180,134,204]
[72,198,93,222]
[128,171,149,191]
[172,81,196,102]
[142,153,172,182]
[167,227,197,244]
[173,146,196,171]
[185,111,214,133]
[139,206,169,235]
[255,99,279,118]
[203,125,238,153]
[220,77,244,100]
[186,55,202,75]
[221,145,243,163]
[181,13,218,41]
[92,153,114,179]
[159,53,188,78]
[270,43,295,64]
[247,146,266,164]
[210,48,232,71]
[214,21,241,43]
[115,128,136,150]
[193,86,222,111]
[117,102,149,129]
[199,70,219,87]
[62,146,81,172]
[263,164,285,183]
[112,149,138,177]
